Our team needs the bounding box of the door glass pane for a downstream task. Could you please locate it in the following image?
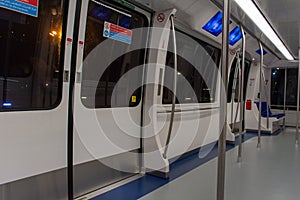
[81,0,148,108]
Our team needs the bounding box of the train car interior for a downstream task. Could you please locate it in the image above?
[0,0,299,199]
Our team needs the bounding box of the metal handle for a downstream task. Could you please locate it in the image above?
[296,48,300,145]
[163,15,177,159]
[261,67,270,129]
[231,53,241,128]
[283,68,287,128]
[257,40,263,148]
[237,25,246,162]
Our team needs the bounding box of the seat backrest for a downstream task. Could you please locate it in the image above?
[255,102,272,117]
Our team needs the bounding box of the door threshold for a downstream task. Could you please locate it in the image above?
[74,174,144,200]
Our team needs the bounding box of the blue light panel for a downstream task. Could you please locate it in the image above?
[2,102,12,107]
[256,49,267,55]
[229,26,242,46]
[202,11,223,36]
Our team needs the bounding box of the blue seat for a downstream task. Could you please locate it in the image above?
[255,102,285,119]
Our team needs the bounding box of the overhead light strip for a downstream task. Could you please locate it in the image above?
[234,0,294,60]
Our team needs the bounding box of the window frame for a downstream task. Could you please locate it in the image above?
[161,28,221,106]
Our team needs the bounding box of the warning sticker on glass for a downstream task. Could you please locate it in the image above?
[103,21,132,44]
[0,0,39,17]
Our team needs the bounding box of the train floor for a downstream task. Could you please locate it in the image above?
[91,127,300,200]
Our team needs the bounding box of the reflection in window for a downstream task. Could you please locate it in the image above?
[162,30,221,104]
[81,1,148,108]
[0,1,65,110]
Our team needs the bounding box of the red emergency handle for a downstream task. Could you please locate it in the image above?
[246,99,252,110]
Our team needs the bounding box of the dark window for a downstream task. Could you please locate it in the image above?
[162,30,220,104]
[271,68,285,109]
[271,68,299,110]
[286,69,298,109]
[0,1,65,110]
[81,0,148,108]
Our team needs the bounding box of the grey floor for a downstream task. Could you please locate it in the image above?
[140,128,300,200]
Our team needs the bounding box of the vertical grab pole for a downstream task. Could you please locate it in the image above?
[163,15,177,158]
[257,40,263,148]
[283,68,287,129]
[296,48,300,145]
[237,25,245,162]
[217,0,230,199]
[265,73,270,129]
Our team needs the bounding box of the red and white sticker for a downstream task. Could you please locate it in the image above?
[157,13,165,23]
[230,50,236,55]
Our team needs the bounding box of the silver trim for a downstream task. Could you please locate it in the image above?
[74,174,143,200]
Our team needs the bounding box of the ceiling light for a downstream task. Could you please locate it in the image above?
[234,0,294,60]
[229,26,242,46]
[202,11,223,36]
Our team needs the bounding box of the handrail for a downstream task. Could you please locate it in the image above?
[261,67,270,128]
[217,0,230,199]
[157,106,220,113]
[231,53,241,129]
[257,40,263,148]
[283,68,287,128]
[163,15,177,159]
[238,25,245,162]
[296,48,300,145]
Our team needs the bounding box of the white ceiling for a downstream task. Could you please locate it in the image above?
[256,0,300,59]
[136,0,282,64]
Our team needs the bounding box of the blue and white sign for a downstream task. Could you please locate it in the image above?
[103,21,132,44]
[0,0,39,17]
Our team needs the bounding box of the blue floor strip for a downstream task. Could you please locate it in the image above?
[91,131,281,200]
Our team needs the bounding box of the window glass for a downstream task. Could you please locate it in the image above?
[162,30,220,104]
[0,1,65,110]
[81,0,148,108]
[271,68,285,109]
[286,69,298,109]
[271,68,299,110]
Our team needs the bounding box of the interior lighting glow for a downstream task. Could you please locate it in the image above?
[229,26,242,46]
[2,102,12,107]
[234,0,294,60]
[202,11,223,36]
[256,49,267,55]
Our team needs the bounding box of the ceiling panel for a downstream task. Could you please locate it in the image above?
[213,0,299,59]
